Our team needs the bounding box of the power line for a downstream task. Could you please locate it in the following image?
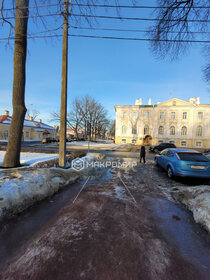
[71,13,210,23]
[1,12,210,23]
[0,33,209,43]
[71,26,210,34]
[2,3,210,11]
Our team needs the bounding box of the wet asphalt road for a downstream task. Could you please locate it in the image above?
[0,151,209,279]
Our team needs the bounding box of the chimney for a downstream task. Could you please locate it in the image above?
[39,119,42,123]
[4,110,9,116]
[148,98,151,105]
[29,116,33,121]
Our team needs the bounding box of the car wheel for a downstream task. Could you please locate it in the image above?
[154,158,158,166]
[167,166,173,179]
[154,148,158,153]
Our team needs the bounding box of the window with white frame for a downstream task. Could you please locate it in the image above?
[4,130,9,139]
[196,141,202,147]
[144,111,149,120]
[196,125,202,136]
[132,125,137,134]
[182,112,187,119]
[171,112,176,120]
[159,112,164,121]
[169,140,175,144]
[122,125,127,135]
[181,141,187,147]
[122,112,127,120]
[132,139,136,144]
[122,139,126,144]
[25,131,30,138]
[158,140,163,144]
[133,112,137,120]
[158,126,164,135]
[144,125,149,135]
[170,126,175,135]
[181,126,187,136]
[198,112,203,121]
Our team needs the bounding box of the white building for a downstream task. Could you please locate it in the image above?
[115,97,210,148]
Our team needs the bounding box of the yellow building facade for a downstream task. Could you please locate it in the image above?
[115,97,210,149]
[0,110,56,141]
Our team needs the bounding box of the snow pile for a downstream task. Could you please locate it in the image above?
[0,153,104,221]
[0,151,58,168]
[0,168,79,221]
[172,185,210,232]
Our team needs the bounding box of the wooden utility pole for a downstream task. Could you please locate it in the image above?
[59,0,69,167]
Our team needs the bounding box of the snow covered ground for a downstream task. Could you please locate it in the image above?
[0,151,58,168]
[172,185,210,233]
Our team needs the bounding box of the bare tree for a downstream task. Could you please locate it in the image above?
[51,95,110,140]
[1,0,125,167]
[26,109,40,120]
[150,0,210,82]
[2,0,29,167]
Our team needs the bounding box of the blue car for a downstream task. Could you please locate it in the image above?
[154,149,210,179]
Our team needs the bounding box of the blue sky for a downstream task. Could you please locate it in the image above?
[0,0,209,124]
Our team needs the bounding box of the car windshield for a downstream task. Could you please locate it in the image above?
[177,152,210,162]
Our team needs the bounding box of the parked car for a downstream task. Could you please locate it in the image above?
[149,143,176,153]
[154,148,210,179]
[42,137,57,144]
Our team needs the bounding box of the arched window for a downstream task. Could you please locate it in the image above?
[122,125,127,135]
[170,126,175,135]
[158,126,164,135]
[196,126,202,137]
[144,125,149,135]
[181,126,187,136]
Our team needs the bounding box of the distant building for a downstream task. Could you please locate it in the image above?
[115,97,210,148]
[0,110,56,141]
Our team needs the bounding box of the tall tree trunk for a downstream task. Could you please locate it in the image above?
[2,0,29,168]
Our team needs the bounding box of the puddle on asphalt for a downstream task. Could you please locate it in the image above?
[147,197,210,276]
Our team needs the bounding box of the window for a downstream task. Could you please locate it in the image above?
[198,112,203,121]
[177,152,209,162]
[196,126,202,137]
[132,125,137,135]
[144,125,149,135]
[160,112,164,121]
[25,131,30,138]
[196,141,202,147]
[4,130,9,139]
[158,126,164,135]
[183,112,187,119]
[122,125,127,135]
[122,139,126,144]
[170,126,175,135]
[132,139,136,144]
[166,151,174,158]
[181,141,187,147]
[169,140,175,145]
[181,126,187,136]
[144,111,149,120]
[171,112,176,120]
[158,140,163,144]
[172,101,176,106]
[133,112,137,120]
[122,112,127,120]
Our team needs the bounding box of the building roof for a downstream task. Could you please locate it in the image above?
[0,115,55,131]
